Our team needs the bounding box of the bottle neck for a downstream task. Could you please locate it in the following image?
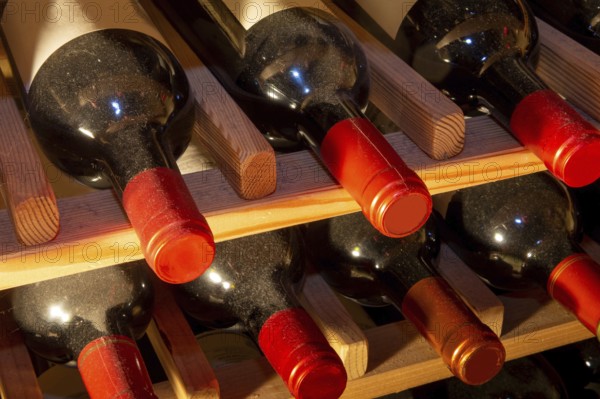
[301,92,366,148]
[548,253,600,338]
[377,261,434,308]
[401,276,505,385]
[258,307,347,398]
[101,125,179,196]
[78,335,158,399]
[479,55,548,121]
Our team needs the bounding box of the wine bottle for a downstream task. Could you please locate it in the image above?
[333,0,600,188]
[10,261,157,399]
[151,0,432,238]
[303,212,506,386]
[434,171,600,339]
[173,228,348,399]
[543,338,600,398]
[529,0,600,54]
[0,0,215,283]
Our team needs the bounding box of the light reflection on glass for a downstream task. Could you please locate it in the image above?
[49,304,71,323]
[494,232,505,243]
[78,127,95,139]
[208,269,232,290]
[209,271,222,284]
[111,101,122,116]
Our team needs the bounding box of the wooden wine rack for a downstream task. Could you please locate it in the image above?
[0,1,598,398]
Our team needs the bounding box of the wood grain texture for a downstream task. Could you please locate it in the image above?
[437,243,504,335]
[321,0,466,160]
[0,73,59,246]
[169,290,590,399]
[0,116,545,291]
[147,281,220,399]
[140,0,277,200]
[536,18,600,123]
[298,270,368,380]
[146,278,219,399]
[0,295,43,399]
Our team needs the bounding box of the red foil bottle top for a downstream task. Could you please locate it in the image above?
[320,117,432,238]
[401,276,505,385]
[78,335,158,399]
[548,253,600,338]
[510,89,600,187]
[123,167,215,284]
[258,307,347,399]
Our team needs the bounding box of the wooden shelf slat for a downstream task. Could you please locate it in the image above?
[0,116,545,291]
[147,280,220,399]
[321,0,465,160]
[436,243,504,333]
[299,271,369,381]
[188,290,591,399]
[0,294,43,399]
[536,18,600,124]
[140,0,277,200]
[0,73,59,246]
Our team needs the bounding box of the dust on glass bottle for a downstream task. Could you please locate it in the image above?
[333,0,600,188]
[434,171,600,339]
[173,227,348,399]
[303,212,506,385]
[151,0,434,239]
[10,260,157,399]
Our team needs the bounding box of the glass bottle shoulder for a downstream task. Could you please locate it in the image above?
[27,29,194,188]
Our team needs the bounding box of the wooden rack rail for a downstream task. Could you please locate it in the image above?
[1,3,599,399]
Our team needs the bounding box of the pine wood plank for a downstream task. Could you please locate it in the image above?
[179,290,590,399]
[0,72,59,246]
[147,281,220,399]
[536,18,600,124]
[0,116,545,291]
[142,0,277,200]
[298,270,369,380]
[0,294,43,399]
[321,0,465,160]
[436,243,504,335]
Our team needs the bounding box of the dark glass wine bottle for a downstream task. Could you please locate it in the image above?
[10,261,156,399]
[151,0,432,238]
[529,0,600,54]
[543,338,600,398]
[434,171,600,339]
[303,212,506,385]
[333,0,600,188]
[0,0,215,283]
[173,228,347,399]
